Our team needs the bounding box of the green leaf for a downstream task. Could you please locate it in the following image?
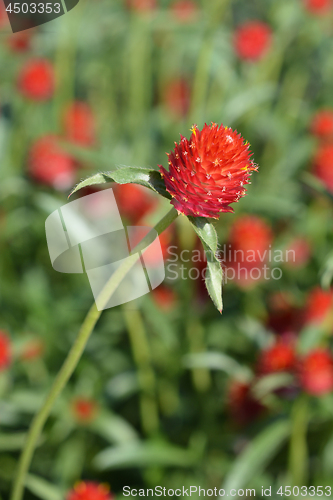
[252,373,294,399]
[90,410,139,444]
[320,250,333,290]
[188,217,223,313]
[69,166,171,199]
[297,324,327,354]
[221,420,290,494]
[25,474,63,500]
[182,352,252,381]
[0,433,41,451]
[301,172,333,202]
[94,441,198,470]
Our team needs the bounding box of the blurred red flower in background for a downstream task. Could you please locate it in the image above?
[257,340,296,374]
[7,31,31,52]
[234,21,272,61]
[0,331,11,371]
[152,284,177,311]
[126,0,156,12]
[63,101,96,147]
[299,348,333,395]
[226,215,273,287]
[18,59,55,101]
[284,237,311,269]
[228,380,264,425]
[311,109,333,139]
[303,0,332,15]
[67,482,113,500]
[71,397,98,424]
[267,292,302,335]
[20,339,44,361]
[312,143,333,193]
[28,135,76,189]
[170,0,198,23]
[229,215,272,254]
[114,183,157,224]
[160,123,257,218]
[303,287,333,326]
[162,79,191,118]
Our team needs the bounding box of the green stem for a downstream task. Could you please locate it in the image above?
[289,395,309,486]
[186,317,211,393]
[123,307,159,436]
[10,207,178,500]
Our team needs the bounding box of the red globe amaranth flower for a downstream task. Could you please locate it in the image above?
[63,101,96,147]
[303,287,333,326]
[229,215,272,255]
[114,183,157,224]
[299,349,333,395]
[18,59,55,101]
[284,237,311,268]
[7,31,31,52]
[267,292,302,335]
[170,0,198,23]
[226,215,273,288]
[227,380,264,425]
[67,482,113,500]
[303,0,332,15]
[312,144,333,193]
[152,285,177,311]
[258,341,296,375]
[20,339,44,361]
[311,109,333,139]
[234,21,272,61]
[160,123,257,218]
[0,331,11,371]
[28,135,76,189]
[71,397,98,424]
[126,0,156,12]
[162,79,191,118]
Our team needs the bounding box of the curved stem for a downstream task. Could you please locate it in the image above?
[123,307,159,436]
[289,395,309,486]
[10,206,178,500]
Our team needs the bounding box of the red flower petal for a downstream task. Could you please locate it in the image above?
[160,123,257,219]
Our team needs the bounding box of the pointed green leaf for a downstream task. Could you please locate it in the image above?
[93,441,198,470]
[221,420,290,494]
[69,167,171,199]
[188,217,223,313]
[25,474,63,500]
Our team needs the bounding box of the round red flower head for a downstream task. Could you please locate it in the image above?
[234,21,272,61]
[67,481,113,500]
[258,341,296,375]
[303,0,332,15]
[28,135,76,190]
[312,143,333,193]
[71,397,98,424]
[311,109,333,139]
[160,123,257,219]
[63,101,96,147]
[18,59,54,101]
[0,331,11,371]
[299,348,333,396]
